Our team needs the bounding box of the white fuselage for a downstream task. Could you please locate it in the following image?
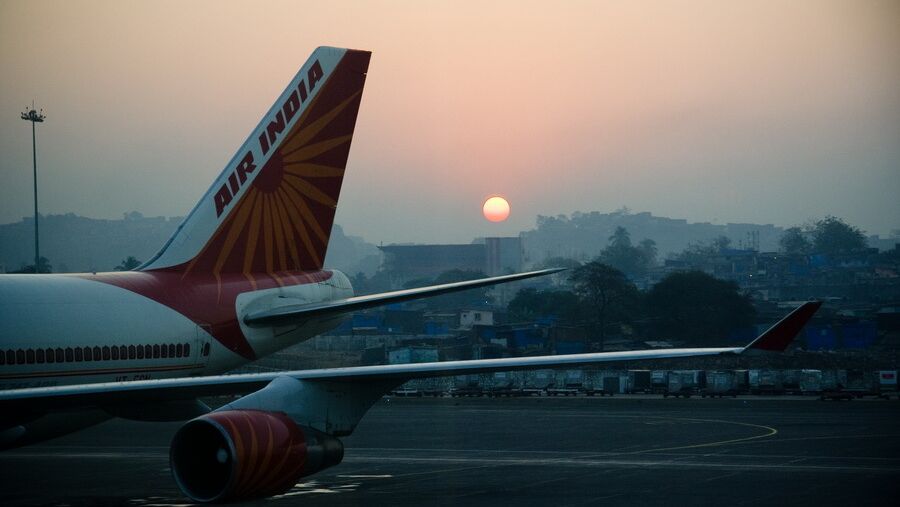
[0,272,353,391]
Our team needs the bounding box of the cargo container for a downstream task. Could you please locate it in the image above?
[749,369,784,395]
[592,372,628,395]
[543,370,583,396]
[702,371,738,397]
[782,370,802,394]
[843,369,873,397]
[651,370,668,393]
[525,370,556,391]
[628,370,653,394]
[483,372,522,397]
[449,374,483,397]
[799,369,822,394]
[821,370,848,392]
[664,370,702,398]
[733,370,750,393]
[877,370,899,399]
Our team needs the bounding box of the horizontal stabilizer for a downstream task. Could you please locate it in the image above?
[244,268,564,326]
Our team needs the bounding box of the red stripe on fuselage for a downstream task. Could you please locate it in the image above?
[80,270,332,360]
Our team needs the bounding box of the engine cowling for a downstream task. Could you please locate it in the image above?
[169,409,343,503]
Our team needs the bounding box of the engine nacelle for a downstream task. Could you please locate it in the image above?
[169,409,343,503]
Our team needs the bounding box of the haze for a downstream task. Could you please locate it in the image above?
[1,0,898,244]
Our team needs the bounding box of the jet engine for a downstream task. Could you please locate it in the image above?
[169,409,343,503]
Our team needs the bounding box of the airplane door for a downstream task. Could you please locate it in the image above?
[194,323,213,370]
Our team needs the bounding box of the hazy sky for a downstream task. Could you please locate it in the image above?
[1,0,898,244]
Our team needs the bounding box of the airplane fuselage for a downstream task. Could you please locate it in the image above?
[0,270,354,390]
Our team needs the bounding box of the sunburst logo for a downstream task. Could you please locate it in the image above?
[181,59,367,288]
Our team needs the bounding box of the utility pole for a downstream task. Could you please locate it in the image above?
[21,103,45,273]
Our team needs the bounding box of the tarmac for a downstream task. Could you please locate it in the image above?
[1,396,898,506]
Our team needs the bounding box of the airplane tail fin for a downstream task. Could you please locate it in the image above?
[141,47,371,277]
[743,301,822,352]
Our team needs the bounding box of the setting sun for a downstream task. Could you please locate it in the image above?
[482,196,510,222]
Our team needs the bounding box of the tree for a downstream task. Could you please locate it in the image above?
[676,241,716,265]
[13,256,52,274]
[646,271,756,347]
[609,226,632,249]
[599,227,653,277]
[810,216,866,256]
[638,239,658,268]
[569,262,641,350]
[779,227,812,255]
[537,257,582,270]
[114,256,142,271]
[507,288,583,323]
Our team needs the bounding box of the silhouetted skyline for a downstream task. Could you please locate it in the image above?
[1,0,898,244]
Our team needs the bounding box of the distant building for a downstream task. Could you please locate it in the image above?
[379,244,485,283]
[460,310,494,330]
[388,346,439,364]
[379,237,523,285]
[484,237,523,276]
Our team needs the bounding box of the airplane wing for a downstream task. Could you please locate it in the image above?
[243,268,564,326]
[0,301,822,413]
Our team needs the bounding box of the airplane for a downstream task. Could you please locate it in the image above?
[0,46,823,503]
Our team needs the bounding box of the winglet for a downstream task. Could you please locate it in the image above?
[742,301,823,352]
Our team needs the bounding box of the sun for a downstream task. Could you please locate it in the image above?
[482,196,510,222]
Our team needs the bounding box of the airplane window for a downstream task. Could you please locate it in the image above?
[153,344,160,358]
[184,343,190,356]
[75,348,83,362]
[137,345,144,359]
[120,346,127,359]
[111,346,119,360]
[102,346,110,361]
[65,348,74,362]
[168,344,176,357]
[0,351,4,365]
[161,344,168,358]
[145,345,152,358]
[84,347,93,361]
[26,349,35,364]
[45,348,54,363]
[16,349,25,364]
[4,350,13,364]
[176,343,183,357]
[55,348,64,362]
[36,348,45,363]
[93,346,101,361]
[129,345,136,359]
[202,343,210,356]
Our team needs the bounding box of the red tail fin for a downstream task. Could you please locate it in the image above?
[744,301,823,352]
[141,47,371,278]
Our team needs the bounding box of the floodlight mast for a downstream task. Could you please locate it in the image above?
[20,103,45,273]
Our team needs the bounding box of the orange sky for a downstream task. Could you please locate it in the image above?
[1,0,898,243]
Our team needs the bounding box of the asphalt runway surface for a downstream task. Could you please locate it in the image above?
[1,396,899,506]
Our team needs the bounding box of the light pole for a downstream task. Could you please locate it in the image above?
[20,103,45,273]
